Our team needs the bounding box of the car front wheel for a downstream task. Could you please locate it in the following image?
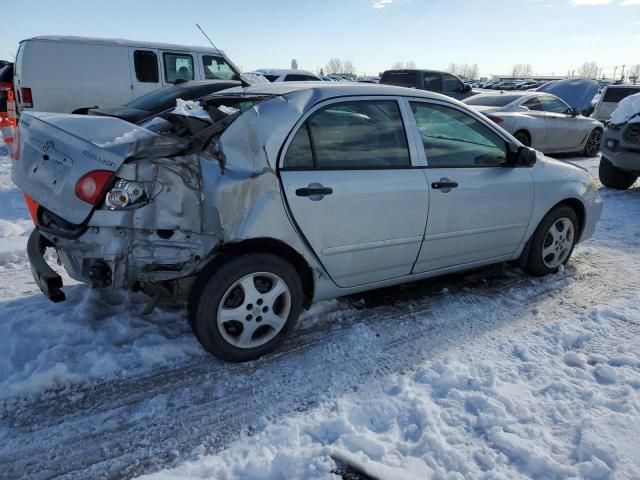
[188,253,303,362]
[521,206,579,276]
[599,157,638,190]
[584,129,602,157]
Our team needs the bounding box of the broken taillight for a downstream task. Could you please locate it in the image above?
[75,170,113,205]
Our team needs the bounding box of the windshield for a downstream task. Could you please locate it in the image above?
[125,86,188,111]
[464,95,520,107]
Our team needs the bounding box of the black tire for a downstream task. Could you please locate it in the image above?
[599,157,638,190]
[583,129,602,157]
[514,130,531,147]
[188,253,303,362]
[521,205,579,277]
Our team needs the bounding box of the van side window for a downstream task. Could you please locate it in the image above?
[133,51,159,83]
[202,55,239,81]
[163,53,194,84]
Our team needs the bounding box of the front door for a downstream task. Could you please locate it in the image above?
[539,94,583,150]
[129,48,161,100]
[408,100,535,273]
[279,99,429,288]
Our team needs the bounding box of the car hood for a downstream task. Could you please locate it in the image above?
[536,78,600,114]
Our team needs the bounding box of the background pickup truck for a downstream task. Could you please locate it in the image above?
[379,68,479,100]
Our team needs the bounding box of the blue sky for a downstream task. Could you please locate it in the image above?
[1,0,639,77]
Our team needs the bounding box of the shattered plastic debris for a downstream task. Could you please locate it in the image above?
[218,105,239,115]
[171,98,212,121]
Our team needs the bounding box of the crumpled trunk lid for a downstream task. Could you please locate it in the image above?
[12,112,179,225]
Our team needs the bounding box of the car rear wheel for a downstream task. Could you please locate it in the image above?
[521,205,579,276]
[514,130,531,147]
[188,253,303,362]
[599,157,638,190]
[584,129,602,157]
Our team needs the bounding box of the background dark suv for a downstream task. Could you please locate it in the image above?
[379,69,478,100]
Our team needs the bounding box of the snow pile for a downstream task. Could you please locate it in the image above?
[94,126,158,148]
[0,287,206,399]
[142,294,640,480]
[242,73,270,85]
[171,98,211,121]
[609,92,640,125]
[0,155,32,271]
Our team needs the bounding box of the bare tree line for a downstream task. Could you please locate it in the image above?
[325,58,355,75]
[448,63,479,80]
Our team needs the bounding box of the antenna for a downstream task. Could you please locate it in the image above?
[196,23,250,89]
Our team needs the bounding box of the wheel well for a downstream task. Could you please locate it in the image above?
[514,129,531,144]
[553,198,586,238]
[216,238,315,307]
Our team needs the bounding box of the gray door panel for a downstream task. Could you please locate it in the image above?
[281,170,429,287]
[414,167,534,272]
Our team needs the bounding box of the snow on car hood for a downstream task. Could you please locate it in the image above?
[609,92,640,126]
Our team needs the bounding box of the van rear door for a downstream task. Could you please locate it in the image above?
[129,48,161,99]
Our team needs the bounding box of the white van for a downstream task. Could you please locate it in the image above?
[13,35,242,114]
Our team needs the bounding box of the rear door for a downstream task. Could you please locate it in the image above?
[279,97,429,288]
[539,95,583,150]
[520,96,549,149]
[129,48,161,99]
[407,100,534,273]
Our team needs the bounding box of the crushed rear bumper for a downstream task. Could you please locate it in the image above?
[27,229,65,303]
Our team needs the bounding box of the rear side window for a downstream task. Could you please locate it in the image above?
[380,71,417,88]
[423,72,443,92]
[540,95,570,114]
[307,100,410,169]
[283,123,314,168]
[202,55,239,81]
[133,50,159,83]
[163,53,194,83]
[523,97,543,111]
[603,87,640,103]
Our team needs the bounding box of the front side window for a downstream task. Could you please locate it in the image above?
[133,50,159,83]
[284,100,411,169]
[423,72,443,92]
[540,95,570,114]
[411,102,507,168]
[202,55,239,81]
[443,74,463,93]
[163,53,194,83]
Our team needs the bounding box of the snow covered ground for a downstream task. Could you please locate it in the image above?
[0,152,639,479]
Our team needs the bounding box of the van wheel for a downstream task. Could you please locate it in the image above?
[188,253,303,362]
[514,130,531,147]
[521,205,578,276]
[599,157,638,190]
[584,129,602,157]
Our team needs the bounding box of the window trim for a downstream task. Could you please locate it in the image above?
[407,98,515,169]
[162,51,194,84]
[133,50,159,83]
[279,96,418,171]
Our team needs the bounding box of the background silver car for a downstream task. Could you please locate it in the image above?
[13,84,603,362]
[464,91,604,156]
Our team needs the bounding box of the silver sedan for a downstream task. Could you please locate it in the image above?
[464,92,604,156]
[13,84,603,362]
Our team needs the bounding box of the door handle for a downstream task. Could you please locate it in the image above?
[296,183,333,200]
[431,181,458,190]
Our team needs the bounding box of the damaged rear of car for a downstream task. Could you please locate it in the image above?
[13,88,321,361]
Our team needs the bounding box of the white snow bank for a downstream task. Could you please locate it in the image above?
[94,127,157,148]
[141,294,640,480]
[171,98,211,121]
[609,92,640,125]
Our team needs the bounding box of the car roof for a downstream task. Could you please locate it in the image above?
[21,35,225,55]
[472,91,546,98]
[253,69,318,77]
[382,69,448,75]
[209,82,456,103]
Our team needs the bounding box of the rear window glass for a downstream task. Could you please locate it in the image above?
[465,95,521,107]
[603,87,640,103]
[380,71,417,88]
[284,74,319,82]
[126,85,186,110]
[133,51,159,83]
[0,63,13,83]
[163,53,194,84]
[262,74,280,82]
[202,55,239,81]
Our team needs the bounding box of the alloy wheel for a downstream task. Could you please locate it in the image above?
[541,217,575,269]
[586,130,602,156]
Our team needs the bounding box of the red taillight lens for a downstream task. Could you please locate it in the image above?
[21,88,33,108]
[75,170,113,204]
[486,114,504,125]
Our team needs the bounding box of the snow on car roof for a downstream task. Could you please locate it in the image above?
[22,35,225,55]
[252,69,318,77]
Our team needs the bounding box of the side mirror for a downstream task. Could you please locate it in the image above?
[568,107,580,117]
[465,84,472,92]
[507,144,537,167]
